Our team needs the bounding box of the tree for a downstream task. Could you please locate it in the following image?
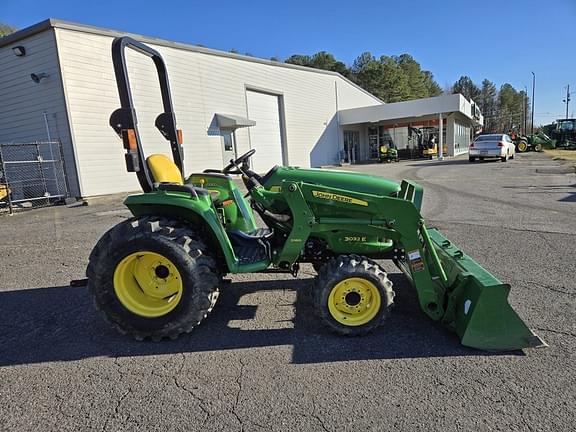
[452,76,481,101]
[286,52,349,77]
[395,54,428,99]
[285,54,313,66]
[497,83,525,132]
[0,23,17,37]
[479,79,498,132]
[350,52,383,98]
[377,55,410,102]
[423,71,443,97]
[285,49,442,103]
[351,52,396,102]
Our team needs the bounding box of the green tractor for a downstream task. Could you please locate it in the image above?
[87,37,547,351]
[514,131,554,153]
[378,143,399,163]
[542,119,576,149]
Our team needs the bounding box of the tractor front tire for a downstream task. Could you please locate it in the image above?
[517,140,528,152]
[87,217,220,341]
[314,255,394,336]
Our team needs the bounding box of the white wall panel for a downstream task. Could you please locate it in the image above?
[0,30,79,196]
[55,27,380,196]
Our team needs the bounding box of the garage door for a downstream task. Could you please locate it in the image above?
[246,90,284,173]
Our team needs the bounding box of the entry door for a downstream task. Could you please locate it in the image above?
[221,131,236,166]
[245,90,284,173]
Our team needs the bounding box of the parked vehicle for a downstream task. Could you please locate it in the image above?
[469,134,515,162]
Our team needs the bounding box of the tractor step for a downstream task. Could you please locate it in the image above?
[234,244,269,264]
[228,230,271,264]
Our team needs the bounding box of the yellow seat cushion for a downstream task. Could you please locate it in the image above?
[146,154,183,185]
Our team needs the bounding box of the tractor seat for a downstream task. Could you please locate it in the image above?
[147,154,209,199]
[147,154,184,185]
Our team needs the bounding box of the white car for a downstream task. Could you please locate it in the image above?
[469,134,515,162]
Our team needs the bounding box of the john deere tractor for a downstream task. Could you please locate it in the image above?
[87,37,546,351]
[514,131,554,153]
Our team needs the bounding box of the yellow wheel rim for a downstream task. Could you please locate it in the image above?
[113,251,183,318]
[327,277,381,326]
[518,142,527,152]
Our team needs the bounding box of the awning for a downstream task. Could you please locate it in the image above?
[215,113,256,130]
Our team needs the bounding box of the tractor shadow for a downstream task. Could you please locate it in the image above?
[0,273,516,367]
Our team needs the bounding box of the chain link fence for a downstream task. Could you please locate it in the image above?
[0,141,69,214]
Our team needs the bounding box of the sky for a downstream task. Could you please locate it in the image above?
[1,0,575,125]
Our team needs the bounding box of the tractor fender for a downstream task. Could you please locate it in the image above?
[123,191,238,272]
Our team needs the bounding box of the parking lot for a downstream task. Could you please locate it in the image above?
[1,152,574,431]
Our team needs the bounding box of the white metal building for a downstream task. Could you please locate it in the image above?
[0,19,380,197]
[0,19,483,198]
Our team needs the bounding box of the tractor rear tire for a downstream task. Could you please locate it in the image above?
[313,255,394,336]
[87,216,220,341]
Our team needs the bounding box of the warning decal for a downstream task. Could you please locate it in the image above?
[408,249,425,272]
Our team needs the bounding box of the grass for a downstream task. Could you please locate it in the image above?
[543,149,576,161]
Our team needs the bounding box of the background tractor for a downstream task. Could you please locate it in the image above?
[378,143,398,163]
[542,119,576,149]
[86,37,546,351]
[513,131,555,153]
[516,119,576,152]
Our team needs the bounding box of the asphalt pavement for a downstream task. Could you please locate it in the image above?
[0,152,574,431]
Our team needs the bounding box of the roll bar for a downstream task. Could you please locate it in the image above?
[109,36,184,192]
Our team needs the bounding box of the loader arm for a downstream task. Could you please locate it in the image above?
[251,179,546,351]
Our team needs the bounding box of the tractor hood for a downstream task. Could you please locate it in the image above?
[262,166,401,196]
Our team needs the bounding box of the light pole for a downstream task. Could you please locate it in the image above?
[531,72,535,134]
[563,85,571,120]
[523,86,527,135]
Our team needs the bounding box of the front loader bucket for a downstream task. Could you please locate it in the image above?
[427,228,547,351]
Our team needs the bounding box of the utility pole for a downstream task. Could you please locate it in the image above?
[523,86,527,135]
[531,72,535,134]
[563,85,571,120]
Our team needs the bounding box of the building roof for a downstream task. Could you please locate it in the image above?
[0,19,381,104]
[338,94,483,126]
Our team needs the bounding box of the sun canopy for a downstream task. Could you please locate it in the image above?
[215,113,256,130]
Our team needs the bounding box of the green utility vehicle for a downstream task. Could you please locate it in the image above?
[378,144,399,163]
[87,37,546,351]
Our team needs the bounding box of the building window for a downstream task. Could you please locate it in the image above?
[222,132,234,151]
[343,130,360,163]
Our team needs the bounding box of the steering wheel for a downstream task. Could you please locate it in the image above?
[222,149,256,174]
